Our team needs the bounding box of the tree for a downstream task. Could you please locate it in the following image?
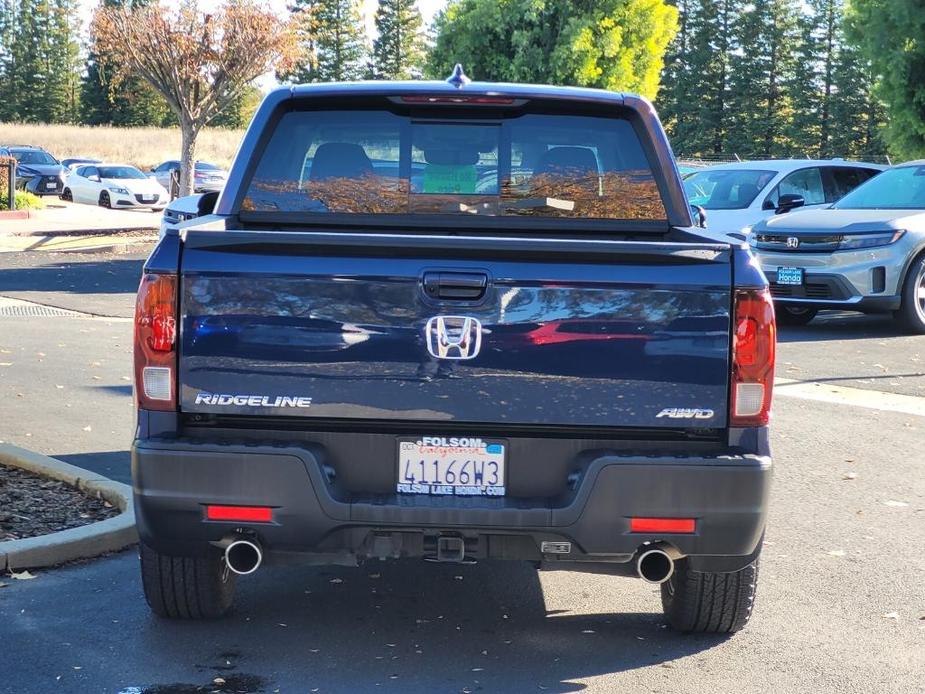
[81,0,173,127]
[846,0,924,160]
[373,0,426,79]
[727,0,800,157]
[281,0,368,83]
[427,0,678,101]
[91,0,300,196]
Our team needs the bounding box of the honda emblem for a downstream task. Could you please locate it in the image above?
[425,316,482,360]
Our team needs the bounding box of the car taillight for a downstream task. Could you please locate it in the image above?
[134,273,178,411]
[731,288,776,426]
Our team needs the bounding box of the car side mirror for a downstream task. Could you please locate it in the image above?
[690,204,707,228]
[88,175,100,182]
[197,191,219,216]
[776,193,805,214]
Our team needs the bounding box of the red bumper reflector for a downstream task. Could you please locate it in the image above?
[630,517,696,534]
[206,505,273,523]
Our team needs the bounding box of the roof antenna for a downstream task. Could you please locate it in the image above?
[446,64,471,88]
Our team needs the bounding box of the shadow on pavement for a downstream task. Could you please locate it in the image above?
[777,311,909,343]
[56,450,131,484]
[0,258,145,297]
[120,560,726,693]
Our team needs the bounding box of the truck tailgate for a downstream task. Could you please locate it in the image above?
[179,231,732,430]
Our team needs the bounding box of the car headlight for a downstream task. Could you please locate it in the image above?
[109,186,130,195]
[838,230,905,250]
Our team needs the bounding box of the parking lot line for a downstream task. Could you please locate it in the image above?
[775,377,925,417]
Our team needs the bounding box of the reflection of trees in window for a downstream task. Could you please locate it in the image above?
[243,169,666,221]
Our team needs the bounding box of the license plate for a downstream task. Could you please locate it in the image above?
[45,182,57,190]
[141,195,155,202]
[397,437,505,496]
[777,267,804,285]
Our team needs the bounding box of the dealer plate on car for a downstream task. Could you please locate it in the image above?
[777,266,804,285]
[397,437,506,496]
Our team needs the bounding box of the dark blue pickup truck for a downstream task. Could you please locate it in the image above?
[133,70,776,633]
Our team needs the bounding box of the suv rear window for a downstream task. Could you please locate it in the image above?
[241,105,666,221]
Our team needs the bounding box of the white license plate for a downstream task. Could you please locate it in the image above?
[45,182,57,190]
[777,267,804,285]
[397,437,505,496]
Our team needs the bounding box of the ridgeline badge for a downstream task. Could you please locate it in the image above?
[195,393,312,408]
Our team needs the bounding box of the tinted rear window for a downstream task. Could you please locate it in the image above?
[241,106,666,221]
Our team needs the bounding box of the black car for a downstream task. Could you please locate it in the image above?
[0,145,67,196]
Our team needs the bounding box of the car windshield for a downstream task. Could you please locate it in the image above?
[99,166,147,180]
[683,169,776,210]
[242,105,666,221]
[13,150,58,166]
[833,165,925,210]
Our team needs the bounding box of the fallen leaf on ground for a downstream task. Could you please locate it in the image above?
[842,472,858,480]
[213,677,226,685]
[10,570,36,580]
[827,550,846,557]
[82,425,92,432]
[882,612,900,620]
[329,577,343,584]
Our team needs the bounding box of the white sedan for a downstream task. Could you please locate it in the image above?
[62,164,169,211]
[683,159,885,240]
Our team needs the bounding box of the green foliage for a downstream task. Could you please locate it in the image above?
[281,0,369,83]
[846,0,925,160]
[427,0,678,100]
[0,0,81,123]
[0,190,45,210]
[209,85,264,129]
[373,0,426,79]
[658,0,888,159]
[728,0,801,157]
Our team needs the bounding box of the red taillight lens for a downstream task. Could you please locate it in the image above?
[731,289,776,426]
[206,505,273,523]
[134,273,178,411]
[630,517,696,534]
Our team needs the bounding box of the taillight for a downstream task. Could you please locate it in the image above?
[731,289,776,426]
[134,273,178,411]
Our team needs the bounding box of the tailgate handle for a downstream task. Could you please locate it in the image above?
[422,272,488,301]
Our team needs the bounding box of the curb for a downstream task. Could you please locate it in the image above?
[5,227,158,238]
[0,210,31,220]
[0,444,137,571]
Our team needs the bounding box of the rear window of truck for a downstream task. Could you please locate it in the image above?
[241,106,666,222]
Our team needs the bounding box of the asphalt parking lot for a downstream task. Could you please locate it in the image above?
[0,247,922,694]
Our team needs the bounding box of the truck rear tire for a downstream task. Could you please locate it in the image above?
[660,557,759,633]
[140,541,236,619]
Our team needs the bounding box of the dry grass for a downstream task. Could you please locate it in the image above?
[0,122,246,171]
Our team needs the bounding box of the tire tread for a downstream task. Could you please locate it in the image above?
[139,541,235,619]
[661,558,759,634]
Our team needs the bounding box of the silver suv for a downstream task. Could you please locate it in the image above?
[750,161,925,333]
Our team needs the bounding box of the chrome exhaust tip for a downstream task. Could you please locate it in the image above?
[224,538,263,575]
[636,544,680,584]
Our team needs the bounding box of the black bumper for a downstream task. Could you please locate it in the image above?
[773,295,901,313]
[133,440,771,574]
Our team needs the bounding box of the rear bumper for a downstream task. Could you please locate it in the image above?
[133,440,771,573]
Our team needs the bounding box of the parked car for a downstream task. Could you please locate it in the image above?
[61,157,101,171]
[150,160,228,196]
[133,74,775,633]
[0,145,67,196]
[683,159,885,239]
[63,163,169,210]
[158,192,215,238]
[750,160,925,332]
